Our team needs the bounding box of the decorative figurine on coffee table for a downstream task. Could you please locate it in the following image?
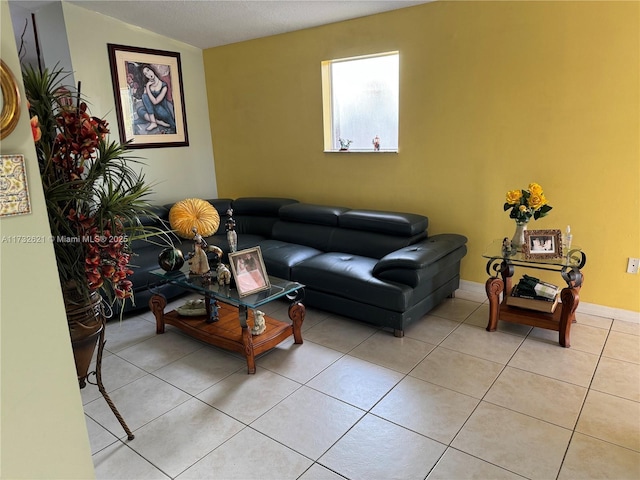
[186,226,210,275]
[251,310,266,335]
[372,135,380,151]
[216,263,231,286]
[225,208,238,253]
[176,298,206,316]
[207,298,220,324]
[207,245,223,268]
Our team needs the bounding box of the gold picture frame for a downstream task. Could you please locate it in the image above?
[228,246,271,297]
[523,229,563,260]
[0,60,21,140]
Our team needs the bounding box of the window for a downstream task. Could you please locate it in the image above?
[322,51,399,152]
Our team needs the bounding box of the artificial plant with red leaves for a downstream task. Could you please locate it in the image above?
[23,64,168,313]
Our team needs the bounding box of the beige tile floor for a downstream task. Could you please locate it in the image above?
[85,291,640,479]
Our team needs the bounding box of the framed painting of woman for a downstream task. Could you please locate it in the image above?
[107,44,189,148]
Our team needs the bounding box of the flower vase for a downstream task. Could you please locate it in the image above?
[512,221,528,251]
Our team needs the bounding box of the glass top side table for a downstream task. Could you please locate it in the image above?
[149,266,305,373]
[482,240,587,347]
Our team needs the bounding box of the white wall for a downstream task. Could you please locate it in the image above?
[59,1,218,205]
[0,0,96,477]
[35,1,75,85]
[8,1,44,71]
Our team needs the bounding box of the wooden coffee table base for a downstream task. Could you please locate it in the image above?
[149,294,305,373]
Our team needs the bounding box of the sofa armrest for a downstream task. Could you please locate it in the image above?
[372,234,467,286]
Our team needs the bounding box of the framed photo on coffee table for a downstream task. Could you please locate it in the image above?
[523,229,563,259]
[228,246,270,297]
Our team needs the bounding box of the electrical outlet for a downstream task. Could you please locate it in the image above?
[627,257,639,274]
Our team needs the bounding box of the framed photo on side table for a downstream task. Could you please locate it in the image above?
[523,229,563,259]
[107,44,189,148]
[228,246,271,297]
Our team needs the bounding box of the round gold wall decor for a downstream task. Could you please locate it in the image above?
[0,59,22,140]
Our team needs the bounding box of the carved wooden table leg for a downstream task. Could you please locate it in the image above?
[485,277,503,332]
[239,305,256,374]
[149,294,167,334]
[242,327,256,374]
[289,302,305,344]
[558,287,580,348]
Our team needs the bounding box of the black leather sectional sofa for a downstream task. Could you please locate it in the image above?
[124,197,468,336]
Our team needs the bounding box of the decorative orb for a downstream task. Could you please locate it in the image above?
[158,247,185,271]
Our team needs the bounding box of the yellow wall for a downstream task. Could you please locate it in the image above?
[0,1,95,477]
[204,1,639,313]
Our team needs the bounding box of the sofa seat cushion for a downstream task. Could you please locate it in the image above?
[257,240,323,279]
[292,253,412,312]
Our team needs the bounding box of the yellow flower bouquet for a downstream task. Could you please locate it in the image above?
[504,183,552,223]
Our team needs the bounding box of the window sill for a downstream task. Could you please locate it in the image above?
[324,149,398,154]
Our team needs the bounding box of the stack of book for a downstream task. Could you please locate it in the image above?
[507,275,560,313]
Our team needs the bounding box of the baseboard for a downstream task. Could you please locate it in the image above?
[459,280,640,324]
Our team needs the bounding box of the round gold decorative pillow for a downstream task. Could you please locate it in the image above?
[169,198,220,239]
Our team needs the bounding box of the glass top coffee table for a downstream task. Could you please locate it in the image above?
[149,266,305,373]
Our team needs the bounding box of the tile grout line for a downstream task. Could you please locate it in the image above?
[554,321,616,479]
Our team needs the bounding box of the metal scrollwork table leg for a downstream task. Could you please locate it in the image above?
[84,319,135,441]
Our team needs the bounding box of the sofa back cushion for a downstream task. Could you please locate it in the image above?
[339,209,428,236]
[272,221,336,252]
[233,197,299,215]
[137,205,171,226]
[279,203,348,226]
[130,205,181,251]
[273,203,429,259]
[232,197,298,237]
[273,203,346,251]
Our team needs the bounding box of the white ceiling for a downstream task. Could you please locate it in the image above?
[19,0,432,49]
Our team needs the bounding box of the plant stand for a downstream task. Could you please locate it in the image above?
[82,319,135,441]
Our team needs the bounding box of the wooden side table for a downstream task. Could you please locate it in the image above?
[483,240,586,347]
